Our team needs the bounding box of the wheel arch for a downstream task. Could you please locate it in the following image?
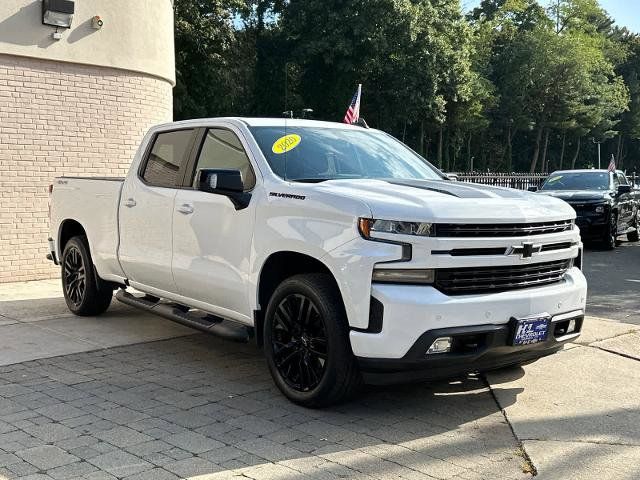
[58,219,87,254]
[254,251,344,347]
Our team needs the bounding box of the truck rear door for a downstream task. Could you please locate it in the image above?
[118,128,198,293]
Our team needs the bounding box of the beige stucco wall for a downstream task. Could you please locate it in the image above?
[0,1,175,283]
[0,0,175,85]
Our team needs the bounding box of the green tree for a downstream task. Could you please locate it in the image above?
[469,0,628,172]
[611,29,640,169]
[173,0,248,119]
[280,0,477,164]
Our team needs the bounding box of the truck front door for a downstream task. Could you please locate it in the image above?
[171,127,257,322]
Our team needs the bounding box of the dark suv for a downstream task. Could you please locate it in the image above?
[533,170,639,249]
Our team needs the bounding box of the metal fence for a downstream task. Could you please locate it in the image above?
[452,173,549,190]
[452,172,639,190]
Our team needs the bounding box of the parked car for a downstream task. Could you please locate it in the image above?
[532,169,640,249]
[48,118,587,406]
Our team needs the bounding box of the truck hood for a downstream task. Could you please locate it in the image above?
[313,179,575,223]
[537,190,611,202]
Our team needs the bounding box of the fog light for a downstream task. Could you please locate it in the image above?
[427,337,452,355]
[567,319,577,334]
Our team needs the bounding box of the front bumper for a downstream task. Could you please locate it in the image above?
[570,204,610,239]
[358,311,583,385]
[350,267,587,383]
[574,215,608,239]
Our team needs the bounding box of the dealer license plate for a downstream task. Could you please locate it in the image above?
[512,316,550,346]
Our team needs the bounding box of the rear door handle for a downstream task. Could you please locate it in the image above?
[124,198,136,208]
[177,204,194,215]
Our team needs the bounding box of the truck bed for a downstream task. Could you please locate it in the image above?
[50,176,126,282]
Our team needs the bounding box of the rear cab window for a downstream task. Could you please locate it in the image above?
[141,129,195,187]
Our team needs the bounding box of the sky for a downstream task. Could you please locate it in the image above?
[462,0,640,33]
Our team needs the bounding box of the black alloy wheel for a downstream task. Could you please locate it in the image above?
[63,244,86,307]
[271,293,328,392]
[61,236,113,316]
[263,273,361,407]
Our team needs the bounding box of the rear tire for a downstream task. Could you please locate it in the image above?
[263,273,361,407]
[61,235,113,316]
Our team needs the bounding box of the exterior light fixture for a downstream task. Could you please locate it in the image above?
[426,337,452,355]
[42,0,75,29]
[91,16,104,29]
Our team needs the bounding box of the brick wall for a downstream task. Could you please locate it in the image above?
[0,54,173,283]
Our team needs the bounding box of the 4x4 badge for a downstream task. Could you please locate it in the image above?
[506,242,542,259]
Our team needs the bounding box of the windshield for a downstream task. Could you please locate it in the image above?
[541,172,611,191]
[249,126,445,182]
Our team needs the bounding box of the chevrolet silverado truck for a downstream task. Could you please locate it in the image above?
[48,118,587,407]
[533,169,639,249]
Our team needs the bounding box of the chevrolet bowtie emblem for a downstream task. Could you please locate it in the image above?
[506,242,542,259]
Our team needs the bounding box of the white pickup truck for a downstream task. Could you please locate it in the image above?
[49,118,587,406]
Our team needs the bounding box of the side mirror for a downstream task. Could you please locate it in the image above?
[618,184,632,195]
[196,168,251,210]
[197,168,244,194]
[528,186,539,192]
[445,173,458,181]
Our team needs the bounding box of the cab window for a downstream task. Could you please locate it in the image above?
[617,173,629,185]
[192,129,256,190]
[142,130,195,188]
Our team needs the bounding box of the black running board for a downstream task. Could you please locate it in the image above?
[116,290,250,343]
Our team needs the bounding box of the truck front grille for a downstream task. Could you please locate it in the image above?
[434,220,573,237]
[434,259,572,295]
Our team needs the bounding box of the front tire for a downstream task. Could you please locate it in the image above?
[263,273,361,407]
[602,213,617,250]
[627,215,639,242]
[61,235,113,316]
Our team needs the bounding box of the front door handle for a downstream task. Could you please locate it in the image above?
[124,198,136,208]
[177,204,194,215]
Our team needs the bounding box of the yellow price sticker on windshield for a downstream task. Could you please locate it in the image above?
[272,134,301,154]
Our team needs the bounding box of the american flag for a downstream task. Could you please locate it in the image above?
[607,155,616,172]
[343,84,361,124]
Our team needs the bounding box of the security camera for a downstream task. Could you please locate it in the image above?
[91,16,103,29]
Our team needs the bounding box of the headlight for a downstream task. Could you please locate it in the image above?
[358,218,433,239]
[372,268,435,284]
[595,205,605,213]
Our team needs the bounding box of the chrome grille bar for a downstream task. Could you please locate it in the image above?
[434,220,574,237]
